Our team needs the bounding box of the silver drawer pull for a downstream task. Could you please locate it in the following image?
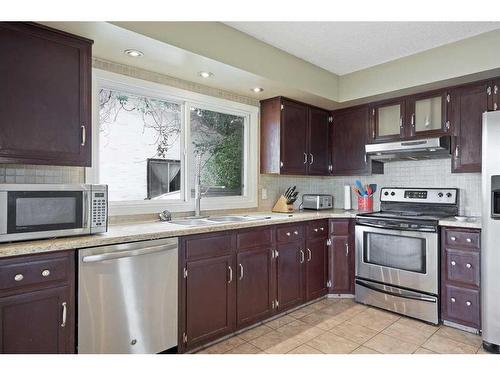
[14,274,24,282]
[466,238,472,243]
[228,266,233,284]
[450,236,456,241]
[41,269,51,277]
[466,263,472,269]
[451,297,456,303]
[286,232,291,236]
[320,227,324,231]
[451,261,456,266]
[314,228,319,232]
[294,231,299,235]
[466,301,472,306]
[61,302,67,327]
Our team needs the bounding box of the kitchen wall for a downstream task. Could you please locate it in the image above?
[259,158,481,216]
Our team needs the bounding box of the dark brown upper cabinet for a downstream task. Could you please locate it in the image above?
[449,82,490,173]
[260,97,330,176]
[369,90,450,142]
[330,105,383,176]
[0,22,93,167]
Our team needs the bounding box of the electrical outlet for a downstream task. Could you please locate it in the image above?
[261,188,267,200]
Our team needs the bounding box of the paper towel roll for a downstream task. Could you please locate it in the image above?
[344,185,352,210]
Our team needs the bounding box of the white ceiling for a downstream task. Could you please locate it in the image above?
[225,22,500,75]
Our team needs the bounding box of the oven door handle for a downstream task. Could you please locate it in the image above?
[356,221,436,232]
[355,279,437,303]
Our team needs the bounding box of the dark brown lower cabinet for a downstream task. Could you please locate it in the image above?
[441,227,481,330]
[329,219,355,294]
[276,240,305,312]
[0,251,75,354]
[236,246,275,328]
[305,236,328,301]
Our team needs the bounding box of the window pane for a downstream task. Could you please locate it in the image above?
[189,107,244,197]
[99,89,182,201]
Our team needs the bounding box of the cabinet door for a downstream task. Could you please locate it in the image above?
[280,99,308,175]
[277,241,305,311]
[305,237,328,301]
[184,255,235,350]
[0,286,73,354]
[370,99,405,142]
[450,82,489,173]
[329,235,355,294]
[330,106,370,175]
[307,107,330,176]
[236,247,275,328]
[0,22,92,167]
[406,91,449,137]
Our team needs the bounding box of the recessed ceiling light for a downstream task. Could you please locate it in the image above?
[124,49,144,57]
[251,87,264,93]
[198,71,214,78]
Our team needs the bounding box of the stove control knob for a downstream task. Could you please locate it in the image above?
[384,191,389,196]
[446,192,452,198]
[438,192,444,198]
[390,191,395,196]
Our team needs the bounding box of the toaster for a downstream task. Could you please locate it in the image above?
[302,194,333,210]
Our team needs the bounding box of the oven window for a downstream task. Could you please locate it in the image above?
[7,191,83,233]
[363,232,426,273]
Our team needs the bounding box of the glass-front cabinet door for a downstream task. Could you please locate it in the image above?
[406,91,449,137]
[370,99,405,142]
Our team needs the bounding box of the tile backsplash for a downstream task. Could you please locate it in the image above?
[0,164,84,184]
[259,159,481,216]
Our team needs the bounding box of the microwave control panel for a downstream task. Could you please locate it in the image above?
[90,187,108,233]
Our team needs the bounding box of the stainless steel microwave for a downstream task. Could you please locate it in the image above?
[0,184,108,243]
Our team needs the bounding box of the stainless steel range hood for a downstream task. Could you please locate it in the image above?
[365,136,451,162]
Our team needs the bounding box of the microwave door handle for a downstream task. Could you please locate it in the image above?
[356,280,437,303]
[83,191,90,229]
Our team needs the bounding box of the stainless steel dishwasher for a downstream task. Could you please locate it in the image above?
[78,237,178,354]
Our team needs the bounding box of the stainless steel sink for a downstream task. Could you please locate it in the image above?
[209,215,266,222]
[169,218,215,226]
[169,215,272,226]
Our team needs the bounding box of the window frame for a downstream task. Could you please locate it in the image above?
[89,69,259,216]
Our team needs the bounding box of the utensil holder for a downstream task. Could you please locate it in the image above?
[272,195,294,213]
[358,196,373,212]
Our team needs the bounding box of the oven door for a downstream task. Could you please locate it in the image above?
[0,188,91,242]
[355,223,438,295]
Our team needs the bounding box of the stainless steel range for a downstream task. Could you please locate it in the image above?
[355,187,459,324]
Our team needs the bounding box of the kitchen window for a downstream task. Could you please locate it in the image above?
[90,69,258,215]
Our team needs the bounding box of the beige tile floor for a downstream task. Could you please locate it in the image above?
[197,298,488,354]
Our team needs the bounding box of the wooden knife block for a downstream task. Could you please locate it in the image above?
[272,195,294,213]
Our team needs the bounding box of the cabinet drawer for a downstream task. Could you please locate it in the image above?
[444,229,480,249]
[237,227,273,250]
[184,233,233,261]
[329,220,351,235]
[306,220,328,239]
[0,253,71,293]
[443,285,480,328]
[276,224,304,243]
[445,249,480,287]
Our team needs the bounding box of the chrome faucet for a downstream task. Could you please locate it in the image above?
[191,154,225,218]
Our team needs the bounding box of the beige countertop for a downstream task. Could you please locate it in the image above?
[439,216,482,229]
[0,209,359,259]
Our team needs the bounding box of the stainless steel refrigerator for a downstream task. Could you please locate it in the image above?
[481,110,500,353]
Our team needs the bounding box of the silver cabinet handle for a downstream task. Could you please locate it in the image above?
[14,273,24,282]
[450,236,456,241]
[294,230,299,235]
[451,261,456,266]
[451,297,456,303]
[345,241,349,256]
[466,301,472,306]
[299,250,305,264]
[320,227,324,231]
[286,232,291,236]
[306,248,312,262]
[303,153,307,164]
[399,116,403,129]
[411,113,415,126]
[41,269,51,277]
[228,266,233,284]
[309,153,314,165]
[314,228,319,232]
[61,302,67,328]
[239,264,244,280]
[466,263,472,269]
[455,145,459,158]
[81,125,86,146]
[466,238,472,243]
